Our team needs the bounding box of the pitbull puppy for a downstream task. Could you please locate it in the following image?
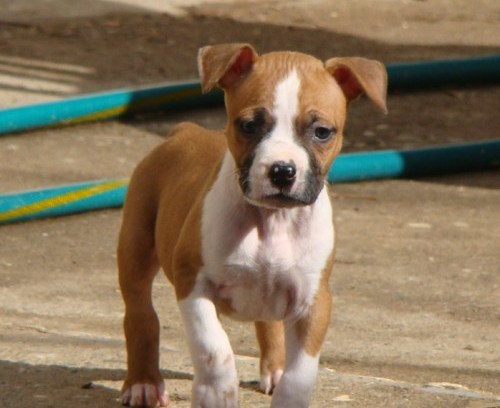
[118,43,387,407]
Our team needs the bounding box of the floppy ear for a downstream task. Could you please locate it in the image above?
[325,57,388,113]
[198,43,258,93]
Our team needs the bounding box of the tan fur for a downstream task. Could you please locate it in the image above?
[118,123,226,393]
[198,43,257,93]
[120,122,227,299]
[325,57,388,113]
[255,320,285,382]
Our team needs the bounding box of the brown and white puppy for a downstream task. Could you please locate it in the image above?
[118,43,387,407]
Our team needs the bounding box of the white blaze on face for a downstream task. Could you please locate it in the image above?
[273,69,300,142]
[248,69,310,202]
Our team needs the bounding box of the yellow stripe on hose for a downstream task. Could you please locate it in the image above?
[64,106,127,125]
[64,88,200,126]
[0,178,129,222]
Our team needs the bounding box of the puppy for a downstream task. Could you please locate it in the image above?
[118,43,387,407]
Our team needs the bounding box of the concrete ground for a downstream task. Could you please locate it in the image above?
[0,1,499,407]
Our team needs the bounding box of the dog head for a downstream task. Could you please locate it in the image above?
[199,43,387,208]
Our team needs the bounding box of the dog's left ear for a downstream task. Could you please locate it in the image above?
[325,57,388,113]
[198,43,258,93]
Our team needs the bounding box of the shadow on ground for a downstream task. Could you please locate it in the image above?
[0,360,123,407]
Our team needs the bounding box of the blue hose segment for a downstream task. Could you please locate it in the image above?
[0,179,128,224]
[0,140,498,225]
[0,55,499,136]
[0,81,222,135]
[386,54,500,90]
[330,150,405,182]
[329,140,500,182]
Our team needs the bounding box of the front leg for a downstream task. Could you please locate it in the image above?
[178,278,239,408]
[271,286,332,408]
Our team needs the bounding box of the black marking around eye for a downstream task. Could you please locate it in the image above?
[235,108,275,139]
[301,151,325,205]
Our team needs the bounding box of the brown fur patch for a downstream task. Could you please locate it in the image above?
[255,320,286,376]
[128,123,227,300]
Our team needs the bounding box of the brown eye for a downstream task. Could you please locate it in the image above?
[239,119,258,136]
[236,107,274,139]
[314,126,335,141]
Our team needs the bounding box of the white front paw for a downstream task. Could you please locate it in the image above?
[192,379,239,408]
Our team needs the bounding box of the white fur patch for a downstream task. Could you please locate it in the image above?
[273,69,300,141]
[178,277,239,407]
[260,367,283,395]
[121,383,168,407]
[247,69,311,202]
[201,152,334,322]
[270,323,320,408]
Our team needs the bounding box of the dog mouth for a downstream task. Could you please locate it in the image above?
[239,172,325,208]
[245,189,320,209]
[265,192,309,207]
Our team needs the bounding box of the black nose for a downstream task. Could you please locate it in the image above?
[269,161,297,188]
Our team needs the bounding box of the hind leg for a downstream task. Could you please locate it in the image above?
[118,228,168,407]
[255,321,285,395]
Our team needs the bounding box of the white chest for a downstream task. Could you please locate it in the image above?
[200,157,334,321]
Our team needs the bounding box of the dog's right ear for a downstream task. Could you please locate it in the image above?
[198,43,258,93]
